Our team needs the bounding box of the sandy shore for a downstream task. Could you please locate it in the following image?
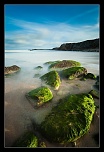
[4,72,99,147]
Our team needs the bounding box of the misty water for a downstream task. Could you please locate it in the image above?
[5,50,99,147]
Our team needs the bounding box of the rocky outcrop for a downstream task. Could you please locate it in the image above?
[52,38,99,51]
[39,93,95,144]
[62,67,87,80]
[40,71,61,90]
[5,65,21,75]
[26,86,53,107]
[48,60,81,70]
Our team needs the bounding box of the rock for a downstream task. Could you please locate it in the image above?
[12,131,38,147]
[83,73,96,79]
[34,66,43,69]
[39,93,95,145]
[33,73,41,78]
[40,71,61,90]
[95,76,99,90]
[5,65,21,75]
[62,67,87,80]
[89,90,99,99]
[49,60,81,70]
[44,60,60,65]
[26,86,53,106]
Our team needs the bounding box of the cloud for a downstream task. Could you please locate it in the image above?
[5,17,99,50]
[66,6,99,22]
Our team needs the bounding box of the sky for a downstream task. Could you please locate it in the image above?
[4,4,100,50]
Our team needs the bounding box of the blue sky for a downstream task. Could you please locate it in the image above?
[4,4,100,50]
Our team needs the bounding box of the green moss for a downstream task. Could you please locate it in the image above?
[27,86,53,103]
[39,93,95,145]
[62,67,87,80]
[12,131,38,147]
[94,76,99,90]
[89,90,99,99]
[49,60,81,70]
[44,60,60,65]
[34,66,43,69]
[39,142,47,147]
[84,73,96,79]
[40,71,61,90]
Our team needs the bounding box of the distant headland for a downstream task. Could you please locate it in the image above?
[29,38,99,52]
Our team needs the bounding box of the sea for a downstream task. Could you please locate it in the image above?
[4,50,99,147]
[5,50,99,75]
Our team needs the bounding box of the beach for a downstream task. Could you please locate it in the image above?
[4,50,99,147]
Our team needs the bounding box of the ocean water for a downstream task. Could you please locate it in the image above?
[4,50,99,147]
[5,50,99,75]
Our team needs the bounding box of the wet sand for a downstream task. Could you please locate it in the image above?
[4,70,99,148]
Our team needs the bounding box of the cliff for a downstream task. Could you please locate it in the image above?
[52,38,99,52]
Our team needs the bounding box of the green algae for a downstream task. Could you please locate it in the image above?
[40,70,61,90]
[34,66,43,70]
[12,131,38,147]
[39,93,96,145]
[48,60,81,70]
[62,67,87,80]
[89,90,99,99]
[44,60,60,65]
[27,86,53,103]
[83,73,96,80]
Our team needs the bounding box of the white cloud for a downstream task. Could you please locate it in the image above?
[5,17,99,50]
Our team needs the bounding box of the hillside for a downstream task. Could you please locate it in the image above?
[52,38,99,52]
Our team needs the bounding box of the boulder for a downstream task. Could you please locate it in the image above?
[5,65,21,75]
[40,70,61,90]
[89,90,99,99]
[39,93,96,145]
[62,67,87,80]
[12,131,38,147]
[49,60,81,70]
[26,86,53,106]
[34,66,43,69]
[83,73,96,79]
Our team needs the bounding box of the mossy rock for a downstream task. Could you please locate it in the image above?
[89,90,99,99]
[95,76,99,90]
[49,60,81,70]
[12,131,38,147]
[5,65,21,75]
[40,70,61,90]
[33,73,41,78]
[34,66,43,70]
[83,73,96,80]
[62,67,87,80]
[26,86,53,105]
[44,60,60,65]
[39,93,95,145]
